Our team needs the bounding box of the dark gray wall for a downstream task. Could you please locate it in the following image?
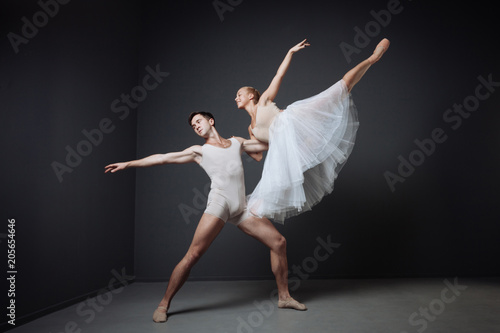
[134,0,500,280]
[1,0,138,327]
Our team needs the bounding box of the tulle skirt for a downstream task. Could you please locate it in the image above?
[247,79,359,223]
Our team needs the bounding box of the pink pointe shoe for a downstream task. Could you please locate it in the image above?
[368,38,390,64]
[278,297,307,311]
[152,306,168,323]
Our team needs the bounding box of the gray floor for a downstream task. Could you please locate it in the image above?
[7,278,500,333]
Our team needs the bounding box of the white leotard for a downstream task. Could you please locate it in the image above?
[199,138,248,225]
[251,102,281,143]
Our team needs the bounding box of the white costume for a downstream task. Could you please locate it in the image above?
[200,138,249,225]
[248,79,359,223]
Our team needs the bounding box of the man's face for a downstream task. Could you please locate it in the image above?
[190,114,213,137]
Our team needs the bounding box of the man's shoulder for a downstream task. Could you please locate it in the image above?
[187,144,203,154]
[231,136,245,144]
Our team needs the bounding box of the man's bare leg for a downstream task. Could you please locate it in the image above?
[342,38,390,92]
[238,216,306,310]
[153,214,225,322]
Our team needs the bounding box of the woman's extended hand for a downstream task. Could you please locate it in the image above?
[289,39,310,54]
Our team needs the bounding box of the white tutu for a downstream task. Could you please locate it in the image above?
[247,79,359,223]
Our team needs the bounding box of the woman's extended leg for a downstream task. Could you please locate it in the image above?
[342,38,390,92]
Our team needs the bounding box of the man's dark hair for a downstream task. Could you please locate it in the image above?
[188,111,215,127]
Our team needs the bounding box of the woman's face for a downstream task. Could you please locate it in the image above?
[235,88,253,109]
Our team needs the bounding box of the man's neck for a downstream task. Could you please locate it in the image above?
[204,127,228,146]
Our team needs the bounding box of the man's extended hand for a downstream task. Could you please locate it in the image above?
[104,162,129,173]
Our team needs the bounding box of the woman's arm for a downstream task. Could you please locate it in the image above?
[245,125,264,162]
[259,39,310,104]
[104,145,202,173]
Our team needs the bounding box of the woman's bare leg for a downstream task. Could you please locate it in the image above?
[342,38,390,92]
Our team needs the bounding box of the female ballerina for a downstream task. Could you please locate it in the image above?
[235,38,390,223]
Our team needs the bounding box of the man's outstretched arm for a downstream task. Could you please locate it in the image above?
[105,145,202,173]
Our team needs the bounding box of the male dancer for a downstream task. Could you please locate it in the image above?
[105,111,306,323]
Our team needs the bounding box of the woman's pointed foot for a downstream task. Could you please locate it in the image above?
[278,297,307,311]
[153,306,168,323]
[368,38,390,64]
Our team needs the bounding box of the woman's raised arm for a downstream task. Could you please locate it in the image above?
[259,39,310,104]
